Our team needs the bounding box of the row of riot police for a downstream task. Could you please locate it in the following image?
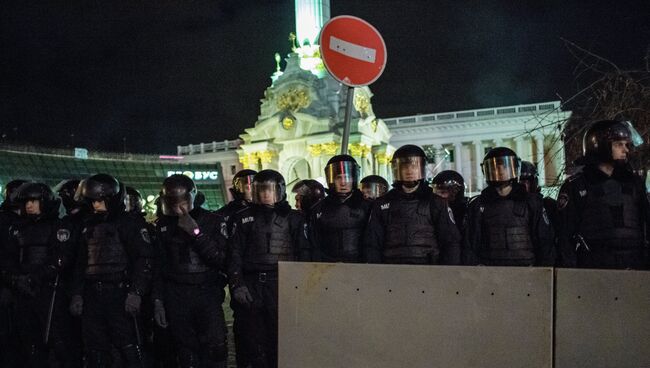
[0,119,647,368]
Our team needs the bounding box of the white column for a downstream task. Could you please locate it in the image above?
[534,134,546,187]
[514,137,525,159]
[473,140,483,191]
[493,138,503,148]
[454,142,463,174]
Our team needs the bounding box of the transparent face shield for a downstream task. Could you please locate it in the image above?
[432,180,464,197]
[391,156,426,182]
[233,174,255,201]
[325,161,359,191]
[124,195,143,213]
[252,181,284,205]
[482,156,521,183]
[622,121,644,148]
[361,182,388,200]
[160,192,194,216]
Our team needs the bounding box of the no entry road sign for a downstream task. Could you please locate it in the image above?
[319,15,387,87]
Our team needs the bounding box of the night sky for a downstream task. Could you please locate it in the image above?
[2,0,648,154]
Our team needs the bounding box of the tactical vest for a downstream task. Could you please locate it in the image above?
[384,198,437,263]
[479,198,535,265]
[578,177,643,251]
[85,222,129,275]
[316,201,368,262]
[163,229,211,274]
[14,221,53,271]
[244,212,294,269]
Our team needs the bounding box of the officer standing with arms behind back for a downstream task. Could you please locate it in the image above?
[557,120,649,269]
[364,144,461,265]
[463,147,555,266]
[310,155,371,263]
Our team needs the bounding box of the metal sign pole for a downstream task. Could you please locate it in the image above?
[341,86,354,155]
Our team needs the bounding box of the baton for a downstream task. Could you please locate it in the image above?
[43,273,60,345]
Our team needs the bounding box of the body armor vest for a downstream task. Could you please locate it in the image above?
[244,212,293,270]
[578,178,643,251]
[14,221,53,271]
[384,198,437,263]
[85,222,129,275]
[479,198,535,265]
[316,201,368,262]
[162,229,211,274]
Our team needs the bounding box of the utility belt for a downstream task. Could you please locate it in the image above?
[87,280,128,292]
[244,271,278,283]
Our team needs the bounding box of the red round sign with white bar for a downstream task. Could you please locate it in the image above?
[319,15,387,87]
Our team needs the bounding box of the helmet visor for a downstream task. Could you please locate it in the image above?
[160,192,194,216]
[233,174,255,201]
[391,156,426,182]
[623,121,644,147]
[252,181,283,205]
[325,161,359,189]
[482,156,520,182]
[361,182,388,200]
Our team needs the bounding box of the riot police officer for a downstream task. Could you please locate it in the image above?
[557,120,649,269]
[150,174,229,367]
[431,170,467,233]
[228,170,309,368]
[519,162,560,241]
[464,148,555,266]
[216,169,257,228]
[69,174,154,367]
[124,186,144,215]
[364,145,461,265]
[310,155,371,263]
[360,175,389,200]
[216,169,256,368]
[0,179,26,367]
[1,182,79,366]
[291,179,325,217]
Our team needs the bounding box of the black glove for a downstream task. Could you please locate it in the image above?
[69,295,83,316]
[13,275,36,297]
[124,292,142,315]
[233,286,254,307]
[178,211,200,236]
[153,299,168,328]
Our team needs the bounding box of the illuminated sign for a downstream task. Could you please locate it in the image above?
[167,171,219,181]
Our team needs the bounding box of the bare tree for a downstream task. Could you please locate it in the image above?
[560,39,650,177]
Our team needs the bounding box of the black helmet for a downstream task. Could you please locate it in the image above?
[324,155,360,194]
[582,120,643,163]
[15,182,60,217]
[79,174,126,214]
[2,179,28,211]
[252,170,286,205]
[391,145,427,183]
[55,179,81,212]
[519,161,539,193]
[230,169,257,202]
[431,170,465,197]
[194,191,206,208]
[360,175,389,200]
[160,174,197,216]
[481,147,520,186]
[292,179,325,211]
[125,186,144,214]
